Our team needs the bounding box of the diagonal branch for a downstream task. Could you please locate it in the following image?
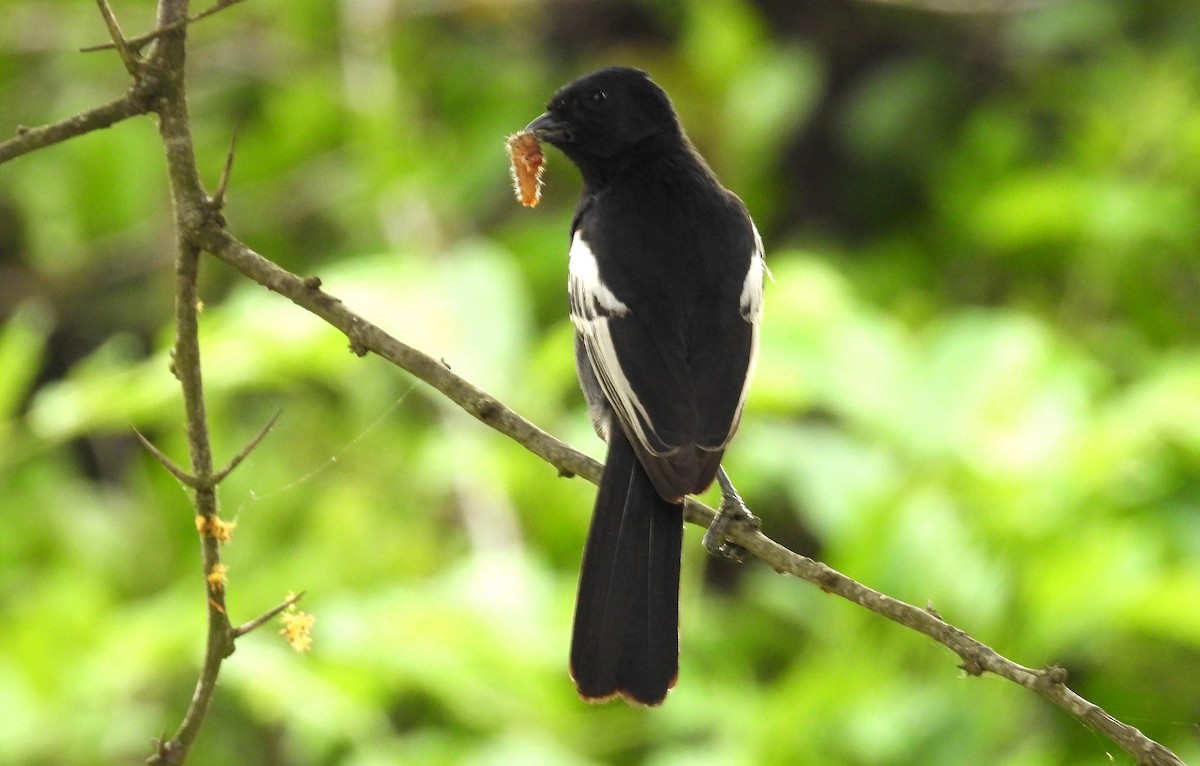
[197,226,603,486]
[194,223,1186,766]
[736,534,1184,766]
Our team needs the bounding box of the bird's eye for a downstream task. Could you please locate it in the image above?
[588,89,607,106]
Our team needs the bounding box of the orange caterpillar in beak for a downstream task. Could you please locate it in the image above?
[507,131,544,207]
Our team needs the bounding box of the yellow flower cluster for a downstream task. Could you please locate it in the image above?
[279,592,315,653]
[206,563,228,591]
[194,514,237,543]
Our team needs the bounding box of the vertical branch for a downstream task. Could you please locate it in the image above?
[3,0,297,761]
[146,0,232,762]
[154,246,233,765]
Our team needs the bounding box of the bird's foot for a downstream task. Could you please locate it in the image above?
[702,469,761,561]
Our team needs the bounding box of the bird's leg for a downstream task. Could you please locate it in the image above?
[702,466,761,561]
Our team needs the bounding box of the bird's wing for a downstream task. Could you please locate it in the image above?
[568,224,763,498]
[688,223,764,448]
[568,229,687,457]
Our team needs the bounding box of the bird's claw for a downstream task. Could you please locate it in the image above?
[702,492,761,561]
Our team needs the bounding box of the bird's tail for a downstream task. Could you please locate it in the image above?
[570,429,683,706]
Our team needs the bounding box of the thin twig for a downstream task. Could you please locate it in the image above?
[212,408,280,484]
[0,86,153,165]
[196,224,1187,766]
[93,0,141,74]
[199,227,602,484]
[133,427,199,488]
[231,590,305,639]
[81,0,248,54]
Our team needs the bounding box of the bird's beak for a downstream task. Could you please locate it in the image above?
[525,112,573,143]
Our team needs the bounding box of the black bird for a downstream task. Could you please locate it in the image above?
[525,67,765,706]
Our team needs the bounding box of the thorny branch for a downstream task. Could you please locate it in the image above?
[0,1,1187,765]
[0,0,304,763]
[146,0,238,762]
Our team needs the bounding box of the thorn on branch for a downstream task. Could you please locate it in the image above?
[94,0,141,75]
[208,128,239,212]
[133,428,199,487]
[232,590,306,639]
[212,409,281,484]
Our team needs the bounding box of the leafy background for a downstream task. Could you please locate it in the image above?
[1,0,1199,764]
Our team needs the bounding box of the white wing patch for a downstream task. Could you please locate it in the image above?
[569,231,630,318]
[728,224,766,445]
[568,231,667,454]
[739,224,766,323]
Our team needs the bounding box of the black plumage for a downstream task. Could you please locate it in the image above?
[526,67,764,705]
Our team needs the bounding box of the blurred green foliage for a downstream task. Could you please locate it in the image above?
[1,0,1199,764]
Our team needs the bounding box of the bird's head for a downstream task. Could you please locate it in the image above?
[524,67,683,180]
